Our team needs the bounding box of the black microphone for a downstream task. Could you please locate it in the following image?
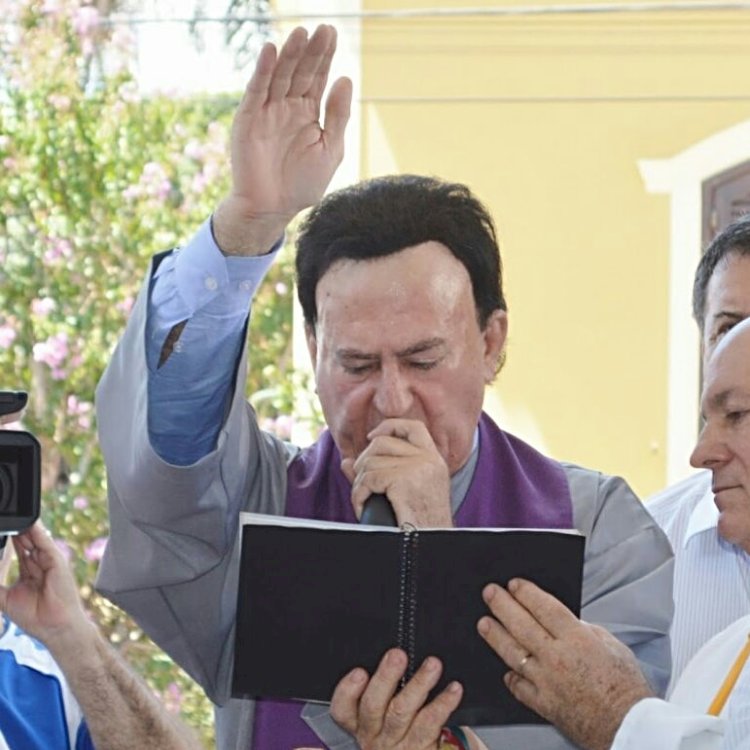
[360,493,397,527]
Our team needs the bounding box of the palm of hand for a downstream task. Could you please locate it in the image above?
[232,95,342,218]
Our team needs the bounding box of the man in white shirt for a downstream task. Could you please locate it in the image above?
[649,216,750,688]
[473,317,750,750]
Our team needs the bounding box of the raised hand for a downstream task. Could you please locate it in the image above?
[214,24,352,256]
[477,579,654,750]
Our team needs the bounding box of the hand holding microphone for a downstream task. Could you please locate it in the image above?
[343,418,453,529]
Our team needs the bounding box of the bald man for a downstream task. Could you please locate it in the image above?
[476,318,750,750]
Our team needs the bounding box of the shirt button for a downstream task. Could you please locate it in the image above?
[173,340,184,353]
[240,280,252,291]
[204,276,218,291]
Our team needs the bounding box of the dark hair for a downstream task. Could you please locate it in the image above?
[693,214,750,329]
[295,174,506,331]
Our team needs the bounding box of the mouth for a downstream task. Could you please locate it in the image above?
[712,484,741,494]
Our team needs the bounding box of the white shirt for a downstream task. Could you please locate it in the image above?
[648,471,750,692]
[612,614,750,750]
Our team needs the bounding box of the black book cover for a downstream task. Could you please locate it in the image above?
[232,513,585,726]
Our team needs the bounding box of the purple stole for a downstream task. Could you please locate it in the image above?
[250,412,573,748]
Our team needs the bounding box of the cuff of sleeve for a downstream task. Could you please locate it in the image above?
[172,218,282,315]
[613,698,724,750]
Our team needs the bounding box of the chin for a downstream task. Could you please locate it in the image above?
[717,516,749,549]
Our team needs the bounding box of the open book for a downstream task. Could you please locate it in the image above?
[232,512,585,726]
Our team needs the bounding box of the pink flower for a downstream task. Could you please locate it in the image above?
[275,282,288,296]
[116,296,134,315]
[31,297,57,316]
[73,5,99,38]
[84,536,108,562]
[184,139,205,161]
[0,325,16,349]
[163,682,183,713]
[44,237,73,264]
[73,496,89,510]
[33,332,70,378]
[48,93,71,111]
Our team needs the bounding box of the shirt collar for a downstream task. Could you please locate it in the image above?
[684,484,720,546]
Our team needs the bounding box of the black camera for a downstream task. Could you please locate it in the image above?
[0,391,41,539]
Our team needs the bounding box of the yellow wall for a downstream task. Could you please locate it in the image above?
[360,0,750,497]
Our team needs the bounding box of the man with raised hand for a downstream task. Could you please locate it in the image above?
[96,23,673,750]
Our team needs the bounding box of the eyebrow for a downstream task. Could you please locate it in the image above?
[710,311,746,327]
[336,338,446,361]
[706,387,750,412]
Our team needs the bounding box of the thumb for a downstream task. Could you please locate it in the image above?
[340,457,355,484]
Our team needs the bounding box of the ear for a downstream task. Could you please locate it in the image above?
[305,322,318,370]
[481,310,508,383]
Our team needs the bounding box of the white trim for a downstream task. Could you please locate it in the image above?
[639,118,750,483]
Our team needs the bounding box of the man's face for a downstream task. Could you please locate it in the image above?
[690,320,750,553]
[306,241,507,476]
[702,252,750,368]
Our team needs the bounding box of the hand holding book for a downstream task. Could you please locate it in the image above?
[330,647,464,748]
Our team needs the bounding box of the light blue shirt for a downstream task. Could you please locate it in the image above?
[146,220,279,464]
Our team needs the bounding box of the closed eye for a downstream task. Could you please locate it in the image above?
[409,360,439,371]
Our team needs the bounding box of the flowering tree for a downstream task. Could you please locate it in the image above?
[0,0,311,743]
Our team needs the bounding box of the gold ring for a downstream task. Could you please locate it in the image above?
[518,653,531,673]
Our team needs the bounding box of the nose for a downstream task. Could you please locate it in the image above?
[690,420,731,470]
[373,364,413,417]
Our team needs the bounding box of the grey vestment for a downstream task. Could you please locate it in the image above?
[96,263,674,750]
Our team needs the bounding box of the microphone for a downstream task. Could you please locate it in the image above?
[360,493,397,527]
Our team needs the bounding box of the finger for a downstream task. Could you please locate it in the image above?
[350,471,392,518]
[238,41,278,117]
[287,24,335,99]
[476,612,530,674]
[356,436,421,466]
[267,27,309,101]
[322,76,352,153]
[508,578,580,637]
[482,583,553,655]
[504,670,543,716]
[367,419,434,451]
[23,523,58,572]
[409,680,464,744]
[357,648,408,736]
[307,26,338,102]
[330,667,370,734]
[381,656,443,738]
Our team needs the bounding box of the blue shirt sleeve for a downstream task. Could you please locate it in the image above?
[146,219,280,465]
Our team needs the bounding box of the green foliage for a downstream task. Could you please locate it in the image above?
[0,1,314,744]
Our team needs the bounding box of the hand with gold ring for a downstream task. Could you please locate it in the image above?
[476,579,653,750]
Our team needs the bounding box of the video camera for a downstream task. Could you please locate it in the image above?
[0,391,41,549]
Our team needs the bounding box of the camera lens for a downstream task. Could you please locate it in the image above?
[0,462,18,515]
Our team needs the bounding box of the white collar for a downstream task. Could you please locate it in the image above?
[683,484,720,547]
